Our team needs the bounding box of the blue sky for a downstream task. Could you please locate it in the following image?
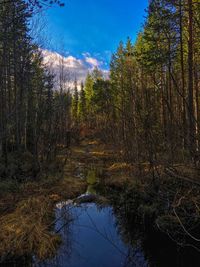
[44,0,148,69]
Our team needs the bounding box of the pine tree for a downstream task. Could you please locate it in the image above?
[72,79,79,124]
[78,82,86,122]
[0,0,68,179]
[84,73,94,113]
[0,0,32,158]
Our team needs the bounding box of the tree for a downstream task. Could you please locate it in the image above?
[78,82,86,122]
[90,0,200,165]
[0,0,71,180]
[84,73,94,113]
[72,79,79,124]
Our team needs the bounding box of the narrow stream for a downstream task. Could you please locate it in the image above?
[35,168,200,267]
[36,167,147,267]
[38,202,146,267]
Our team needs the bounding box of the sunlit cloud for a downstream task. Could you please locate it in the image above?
[42,49,109,90]
[85,57,101,68]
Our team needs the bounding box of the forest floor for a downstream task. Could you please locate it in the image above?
[1,137,200,261]
[0,138,135,261]
[1,138,199,215]
[0,138,133,214]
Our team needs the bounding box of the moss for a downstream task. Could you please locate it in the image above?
[87,169,97,185]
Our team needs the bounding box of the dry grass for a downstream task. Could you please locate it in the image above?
[20,176,87,203]
[108,163,133,172]
[0,176,86,261]
[0,138,124,260]
[90,151,110,158]
[0,196,61,260]
[103,174,132,188]
[87,140,100,145]
[173,164,200,180]
[48,177,87,200]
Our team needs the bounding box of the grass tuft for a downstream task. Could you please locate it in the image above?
[0,196,61,260]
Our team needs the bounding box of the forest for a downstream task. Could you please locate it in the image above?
[0,0,200,266]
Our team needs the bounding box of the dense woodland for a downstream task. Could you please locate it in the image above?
[1,0,200,179]
[70,0,200,252]
[0,0,71,180]
[1,0,200,263]
[72,0,200,167]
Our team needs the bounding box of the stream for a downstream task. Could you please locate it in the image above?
[35,167,200,267]
[38,203,147,267]
[36,181,147,266]
[1,164,200,267]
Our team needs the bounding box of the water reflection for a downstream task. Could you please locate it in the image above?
[36,163,200,267]
[37,203,147,267]
[2,167,200,267]
[112,202,200,267]
[2,200,200,267]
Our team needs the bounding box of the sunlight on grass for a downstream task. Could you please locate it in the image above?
[108,163,133,172]
[0,197,61,260]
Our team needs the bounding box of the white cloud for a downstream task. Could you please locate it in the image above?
[85,57,101,68]
[42,49,109,90]
[82,52,91,57]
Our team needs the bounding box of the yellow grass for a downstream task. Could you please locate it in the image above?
[0,197,61,260]
[90,151,109,157]
[108,163,133,172]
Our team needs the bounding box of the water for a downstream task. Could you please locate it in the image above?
[36,167,200,267]
[2,166,200,267]
[37,202,147,267]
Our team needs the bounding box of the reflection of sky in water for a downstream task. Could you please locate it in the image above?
[38,203,147,267]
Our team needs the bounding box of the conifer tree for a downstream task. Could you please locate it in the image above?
[78,82,86,122]
[72,79,79,124]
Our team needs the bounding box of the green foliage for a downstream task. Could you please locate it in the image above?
[85,73,94,111]
[78,82,87,122]
[72,79,79,122]
[68,0,200,165]
[86,169,97,185]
